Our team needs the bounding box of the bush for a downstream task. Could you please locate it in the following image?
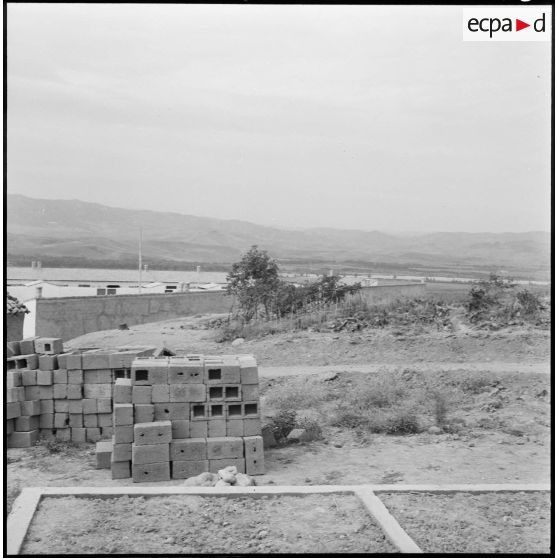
[384,409,422,434]
[269,408,297,442]
[432,390,449,426]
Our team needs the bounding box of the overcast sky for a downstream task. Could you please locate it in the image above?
[7,4,551,233]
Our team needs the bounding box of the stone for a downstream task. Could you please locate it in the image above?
[286,428,313,443]
[218,466,237,483]
[428,426,442,435]
[215,479,231,487]
[231,338,245,347]
[235,473,256,486]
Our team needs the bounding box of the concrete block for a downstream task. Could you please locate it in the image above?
[170,438,207,461]
[7,419,15,435]
[86,428,102,443]
[34,337,63,355]
[134,421,172,445]
[207,385,224,401]
[71,428,87,443]
[113,404,134,426]
[81,351,111,370]
[67,384,83,399]
[243,418,262,436]
[191,404,209,420]
[53,384,67,399]
[132,386,152,404]
[19,337,38,354]
[154,402,190,421]
[53,369,68,384]
[66,353,82,370]
[226,403,243,419]
[6,370,22,388]
[20,400,41,416]
[15,387,27,401]
[38,386,53,400]
[168,357,204,384]
[244,435,264,456]
[8,430,39,448]
[171,420,190,439]
[101,426,113,438]
[169,384,206,403]
[226,420,244,437]
[40,399,54,414]
[204,356,241,384]
[109,349,145,369]
[209,403,225,419]
[39,429,56,441]
[22,354,39,370]
[132,443,170,465]
[152,384,170,403]
[83,383,112,399]
[224,385,242,401]
[84,369,112,384]
[7,401,21,420]
[84,414,98,428]
[6,341,21,357]
[15,415,40,432]
[112,442,132,462]
[171,460,209,479]
[209,458,245,474]
[189,420,208,437]
[56,429,71,442]
[36,369,53,385]
[131,357,169,385]
[54,413,69,428]
[57,353,68,369]
[114,425,134,444]
[97,398,112,413]
[38,354,58,371]
[96,440,113,469]
[54,399,70,413]
[208,419,226,437]
[67,370,84,384]
[114,379,133,404]
[24,386,41,400]
[243,402,260,417]
[207,437,243,460]
[6,388,21,403]
[135,404,155,424]
[82,399,98,414]
[98,413,113,427]
[244,449,265,475]
[69,413,84,428]
[111,459,131,479]
[242,384,259,401]
[21,370,37,386]
[40,413,54,429]
[239,356,258,385]
[112,368,130,381]
[132,462,170,483]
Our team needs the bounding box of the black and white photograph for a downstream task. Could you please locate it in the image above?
[5,2,552,554]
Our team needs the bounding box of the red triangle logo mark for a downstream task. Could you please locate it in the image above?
[516,19,530,32]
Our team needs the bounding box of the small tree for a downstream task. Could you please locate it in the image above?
[226,246,281,321]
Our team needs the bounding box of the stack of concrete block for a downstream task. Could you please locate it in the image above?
[97,354,265,482]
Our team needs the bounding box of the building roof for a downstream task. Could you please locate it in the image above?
[6,293,29,315]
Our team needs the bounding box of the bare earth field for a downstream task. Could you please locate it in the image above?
[8,314,551,552]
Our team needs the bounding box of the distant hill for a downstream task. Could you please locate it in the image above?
[6,194,550,278]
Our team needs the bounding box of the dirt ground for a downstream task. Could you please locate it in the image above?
[8,314,551,549]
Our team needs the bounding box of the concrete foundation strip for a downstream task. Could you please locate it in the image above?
[7,484,550,555]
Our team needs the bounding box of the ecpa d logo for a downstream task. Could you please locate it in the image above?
[463,7,551,42]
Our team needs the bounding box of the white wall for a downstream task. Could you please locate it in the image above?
[22,298,37,338]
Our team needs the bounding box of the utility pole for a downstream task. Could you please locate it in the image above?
[138,227,143,294]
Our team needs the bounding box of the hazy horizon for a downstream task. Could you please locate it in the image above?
[7,4,551,233]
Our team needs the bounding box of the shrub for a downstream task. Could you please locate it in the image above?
[432,390,449,426]
[269,408,297,442]
[384,409,422,434]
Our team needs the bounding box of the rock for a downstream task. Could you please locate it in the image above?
[215,479,231,487]
[428,426,442,435]
[257,530,268,539]
[287,428,313,443]
[218,466,238,483]
[333,442,343,448]
[235,473,256,486]
[184,472,219,486]
[231,338,245,347]
[261,425,278,449]
[318,371,338,382]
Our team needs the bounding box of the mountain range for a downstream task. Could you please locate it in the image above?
[6,194,550,278]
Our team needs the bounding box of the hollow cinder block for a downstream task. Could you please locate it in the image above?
[83,383,112,399]
[206,437,243,460]
[168,357,204,384]
[132,443,170,465]
[84,414,98,428]
[56,428,71,442]
[82,398,98,414]
[6,341,21,357]
[6,370,22,388]
[208,419,226,437]
[113,404,134,426]
[98,413,113,427]
[244,442,265,475]
[69,413,84,428]
[114,379,133,404]
[243,402,260,417]
[243,418,262,436]
[132,386,152,404]
[204,356,241,384]
[132,462,170,483]
[224,385,242,401]
[21,370,37,386]
[134,421,172,445]
[40,413,54,429]
[24,386,41,400]
[172,460,209,479]
[135,404,155,424]
[40,399,54,414]
[209,458,246,474]
[226,419,244,437]
[209,403,225,419]
[170,438,207,461]
[109,349,148,369]
[54,399,69,413]
[111,459,131,479]
[154,402,190,421]
[86,428,102,443]
[114,425,134,444]
[84,369,112,384]
[66,353,82,370]
[72,428,87,443]
[67,384,83,399]
[36,370,53,386]
[191,404,209,421]
[20,400,41,416]
[53,384,67,399]
[6,402,21,420]
[38,355,58,371]
[8,430,39,448]
[67,370,84,384]
[171,420,190,439]
[226,403,243,419]
[112,442,132,462]
[15,415,40,432]
[21,354,39,370]
[97,398,112,413]
[34,337,63,355]
[152,385,170,403]
[189,420,208,438]
[38,386,53,400]
[242,384,259,401]
[19,337,38,355]
[52,368,68,384]
[131,357,169,385]
[96,440,113,469]
[81,351,111,370]
[54,412,69,429]
[169,384,206,403]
